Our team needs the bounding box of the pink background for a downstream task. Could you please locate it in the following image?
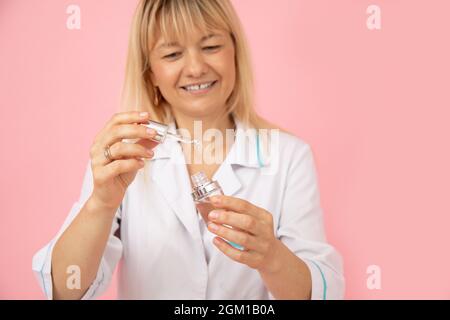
[1,0,449,299]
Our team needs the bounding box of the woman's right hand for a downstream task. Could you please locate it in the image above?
[89,111,158,211]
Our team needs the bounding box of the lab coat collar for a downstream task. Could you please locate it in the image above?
[228,117,269,168]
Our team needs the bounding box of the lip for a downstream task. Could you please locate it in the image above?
[180,80,218,96]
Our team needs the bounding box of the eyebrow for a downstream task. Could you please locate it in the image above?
[156,33,223,51]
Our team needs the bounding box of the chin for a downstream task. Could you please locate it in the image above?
[178,102,226,118]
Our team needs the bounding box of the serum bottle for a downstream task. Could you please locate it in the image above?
[191,172,244,251]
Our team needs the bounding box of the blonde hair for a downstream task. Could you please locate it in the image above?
[120,0,278,130]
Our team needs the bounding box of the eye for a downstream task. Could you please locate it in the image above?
[163,52,182,59]
[203,45,222,52]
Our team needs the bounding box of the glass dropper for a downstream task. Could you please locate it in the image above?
[144,120,199,145]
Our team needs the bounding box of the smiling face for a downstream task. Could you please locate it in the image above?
[149,28,236,119]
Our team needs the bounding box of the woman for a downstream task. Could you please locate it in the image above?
[32,0,344,299]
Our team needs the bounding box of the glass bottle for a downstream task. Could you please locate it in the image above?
[191,172,244,251]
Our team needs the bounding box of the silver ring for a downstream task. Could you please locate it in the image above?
[104,145,113,161]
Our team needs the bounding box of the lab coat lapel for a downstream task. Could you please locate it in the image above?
[213,159,241,197]
[150,138,201,240]
[212,117,262,197]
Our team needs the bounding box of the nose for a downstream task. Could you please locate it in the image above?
[185,49,209,78]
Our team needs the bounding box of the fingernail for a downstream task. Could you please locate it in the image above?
[208,223,219,231]
[146,149,154,156]
[147,128,156,135]
[209,210,220,219]
[139,112,149,117]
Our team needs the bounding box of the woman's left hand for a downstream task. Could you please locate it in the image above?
[207,195,282,273]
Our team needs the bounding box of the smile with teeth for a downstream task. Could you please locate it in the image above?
[182,81,217,92]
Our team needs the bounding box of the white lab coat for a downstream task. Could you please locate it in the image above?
[32,118,345,299]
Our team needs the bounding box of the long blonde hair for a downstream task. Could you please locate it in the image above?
[120,0,278,130]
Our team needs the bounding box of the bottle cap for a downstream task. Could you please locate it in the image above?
[191,171,222,202]
[191,172,209,188]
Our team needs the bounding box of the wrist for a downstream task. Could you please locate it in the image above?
[85,195,119,219]
[257,239,285,275]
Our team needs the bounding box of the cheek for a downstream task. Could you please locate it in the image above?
[215,53,236,89]
[224,49,236,82]
[152,64,180,89]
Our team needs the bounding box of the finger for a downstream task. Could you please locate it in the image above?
[93,112,151,149]
[135,138,159,150]
[106,111,151,128]
[207,222,265,252]
[104,123,157,147]
[212,237,264,267]
[94,141,155,166]
[208,210,260,235]
[209,195,264,219]
[100,158,145,182]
